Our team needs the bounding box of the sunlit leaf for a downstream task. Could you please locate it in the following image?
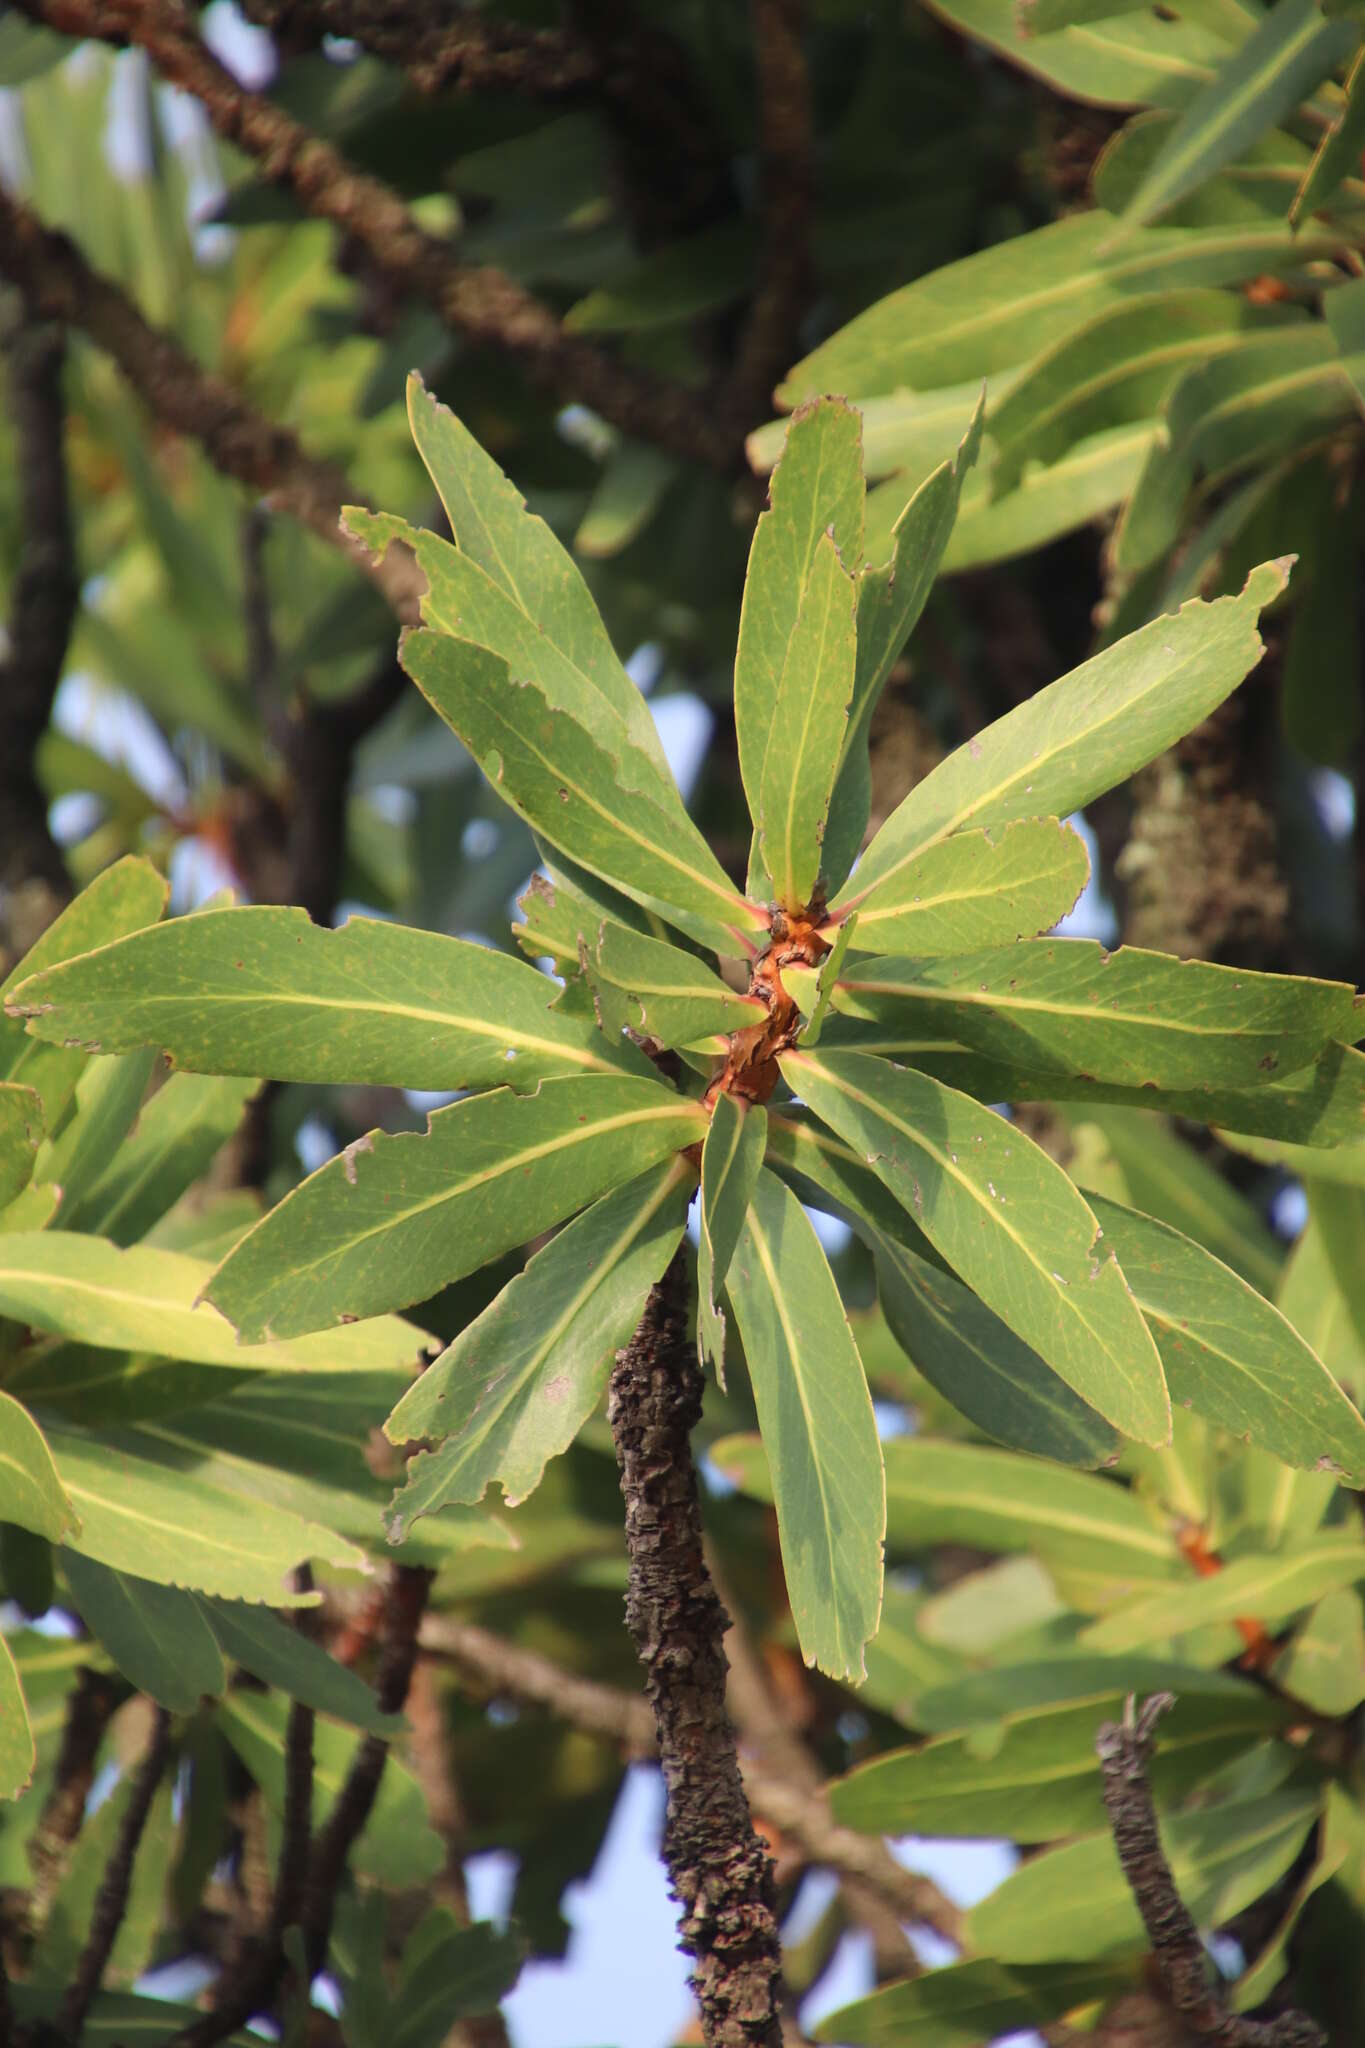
[824,820,1089,959]
[698,1095,766,1385]
[0,1389,78,1541]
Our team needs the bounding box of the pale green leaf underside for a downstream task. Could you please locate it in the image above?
[584,918,764,1049]
[1083,1533,1365,1652]
[832,818,1089,956]
[0,1082,40,1208]
[0,1388,78,1541]
[726,1169,885,1682]
[207,1075,706,1342]
[757,528,857,910]
[0,1634,33,1800]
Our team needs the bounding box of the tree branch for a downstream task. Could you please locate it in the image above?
[238,0,597,95]
[0,304,78,964]
[1096,1695,1324,2048]
[14,0,740,471]
[607,1247,784,2046]
[56,1704,173,2040]
[728,0,813,418]
[25,1667,121,1929]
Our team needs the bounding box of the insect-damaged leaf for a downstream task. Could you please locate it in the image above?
[8,906,644,1093]
[581,919,764,1051]
[207,1075,706,1342]
[832,561,1290,923]
[0,1082,40,1209]
[785,1049,1170,1445]
[383,1157,692,1526]
[826,818,1089,959]
[399,632,762,956]
[821,940,1357,1090]
[698,1095,766,1385]
[725,1168,885,1682]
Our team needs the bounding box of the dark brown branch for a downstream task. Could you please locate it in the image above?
[240,0,597,96]
[1096,1695,1325,2048]
[728,0,813,418]
[14,0,739,472]
[0,187,423,622]
[25,1667,121,1925]
[56,1704,173,2040]
[608,1250,785,2048]
[0,305,78,964]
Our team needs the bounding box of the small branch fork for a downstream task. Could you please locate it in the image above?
[1096,1695,1325,2048]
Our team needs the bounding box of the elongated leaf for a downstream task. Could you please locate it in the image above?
[969,1790,1321,1963]
[874,1233,1118,1468]
[1275,1588,1365,1715]
[60,1552,226,1710]
[935,421,1156,573]
[0,856,168,1124]
[916,1654,1261,1733]
[582,920,764,1050]
[62,1071,258,1244]
[1219,1128,1365,1184]
[513,861,672,976]
[1088,1194,1365,1484]
[0,1634,33,1799]
[1118,0,1358,231]
[726,1169,885,1680]
[208,1075,705,1342]
[831,1688,1282,1840]
[0,1234,432,1373]
[926,0,1234,109]
[735,399,865,887]
[757,530,857,909]
[1074,1107,1281,1292]
[698,1095,766,1384]
[823,941,1356,1088]
[219,1687,442,1886]
[764,1108,952,1259]
[834,561,1288,918]
[31,1776,176,1992]
[826,819,1089,959]
[392,1911,524,2045]
[0,1082,40,1207]
[384,1157,692,1524]
[32,1049,158,1218]
[8,907,645,1092]
[822,409,984,892]
[8,1990,257,2046]
[1083,1531,1365,1651]
[797,916,857,1048]
[197,1598,404,1733]
[813,1958,1130,2048]
[1293,42,1365,220]
[779,215,1340,404]
[0,1389,77,1540]
[1308,1180,1365,1357]
[399,634,762,955]
[785,1050,1170,1444]
[47,1426,367,1599]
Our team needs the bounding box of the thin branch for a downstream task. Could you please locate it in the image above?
[0,303,78,964]
[609,1247,784,2046]
[1096,1695,1324,2048]
[420,1612,963,1946]
[14,0,739,471]
[56,1704,173,2040]
[240,0,597,96]
[0,187,423,622]
[728,0,813,418]
[25,1667,121,1928]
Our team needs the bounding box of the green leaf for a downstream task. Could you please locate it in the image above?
[208,1074,706,1342]
[0,1082,40,1207]
[0,1389,78,1540]
[873,1233,1119,1469]
[734,398,864,895]
[822,408,984,893]
[1308,1180,1365,1356]
[0,856,168,1126]
[823,941,1356,1088]
[826,820,1089,959]
[60,1551,226,1710]
[1083,1531,1365,1651]
[0,1234,433,1373]
[830,1687,1283,1840]
[398,634,762,956]
[575,442,676,557]
[833,561,1289,920]
[46,1425,368,1599]
[8,907,646,1093]
[764,1108,951,1259]
[725,1168,885,1681]
[936,422,1156,573]
[1116,0,1358,231]
[391,1912,524,2047]
[1087,1194,1365,1484]
[196,1597,404,1733]
[698,1095,767,1385]
[969,1790,1321,1963]
[8,1990,257,2047]
[383,1156,692,1524]
[882,1437,1182,1584]
[1218,1127,1365,1184]
[32,1777,177,1991]
[1274,1588,1365,1714]
[797,916,857,1048]
[785,1049,1170,1445]
[32,1049,159,1218]
[219,1687,443,1886]
[756,530,857,909]
[778,215,1340,404]
[915,1654,1264,1732]
[812,1958,1130,2048]
[0,1634,33,1800]
[924,0,1234,110]
[1293,42,1365,220]
[581,919,765,1050]
[61,1071,259,1245]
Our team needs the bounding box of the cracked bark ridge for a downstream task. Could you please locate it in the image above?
[609,1249,784,2048]
[1096,1695,1324,2048]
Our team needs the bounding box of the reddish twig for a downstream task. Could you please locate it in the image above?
[1096,1695,1324,2047]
